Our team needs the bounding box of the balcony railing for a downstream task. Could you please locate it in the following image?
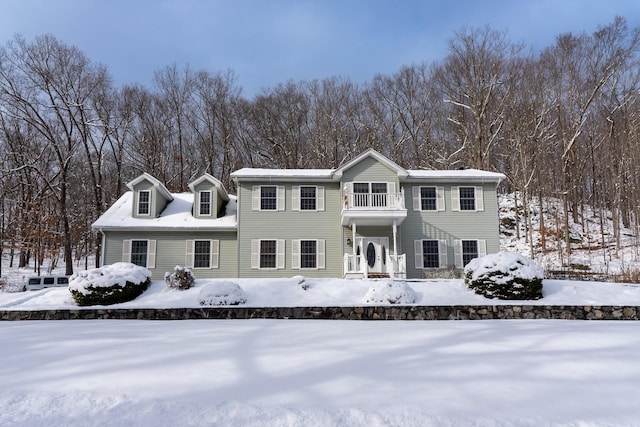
[343,192,405,210]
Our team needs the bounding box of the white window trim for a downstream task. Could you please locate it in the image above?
[252,185,285,211]
[198,190,213,217]
[453,239,487,268]
[122,239,156,268]
[451,186,484,212]
[186,239,219,269]
[412,186,445,211]
[251,239,285,269]
[414,239,448,269]
[292,239,326,270]
[137,190,151,216]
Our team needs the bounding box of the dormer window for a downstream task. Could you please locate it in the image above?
[199,191,212,216]
[138,191,151,215]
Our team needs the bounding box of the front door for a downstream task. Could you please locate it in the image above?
[359,237,389,274]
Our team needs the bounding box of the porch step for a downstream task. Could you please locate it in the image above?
[367,273,390,279]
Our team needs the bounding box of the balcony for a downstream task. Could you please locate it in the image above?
[341,190,407,226]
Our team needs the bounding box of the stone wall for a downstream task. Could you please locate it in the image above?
[0,305,638,320]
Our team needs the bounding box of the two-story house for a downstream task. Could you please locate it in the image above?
[93,149,504,280]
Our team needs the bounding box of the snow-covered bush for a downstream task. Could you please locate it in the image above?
[165,266,195,290]
[364,281,416,304]
[69,262,152,306]
[198,281,247,306]
[464,252,543,300]
[295,275,310,290]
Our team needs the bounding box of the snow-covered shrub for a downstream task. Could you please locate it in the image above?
[165,265,195,290]
[69,262,152,306]
[364,281,416,304]
[198,281,247,306]
[295,275,310,290]
[464,252,543,300]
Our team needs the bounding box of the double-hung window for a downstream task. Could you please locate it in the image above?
[414,239,447,269]
[185,240,219,269]
[138,191,151,215]
[292,186,324,211]
[123,239,156,268]
[199,191,212,216]
[300,186,316,210]
[292,239,326,269]
[261,186,277,210]
[251,239,285,269]
[453,239,486,268]
[412,186,445,211]
[452,186,484,212]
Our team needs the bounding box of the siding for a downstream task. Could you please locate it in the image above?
[400,182,500,278]
[236,181,342,278]
[340,156,400,186]
[103,230,237,280]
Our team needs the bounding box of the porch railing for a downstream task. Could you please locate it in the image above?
[343,252,406,279]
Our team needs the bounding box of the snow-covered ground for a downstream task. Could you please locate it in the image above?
[2,277,640,426]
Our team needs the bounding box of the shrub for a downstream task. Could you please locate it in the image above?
[198,281,247,306]
[69,262,152,306]
[364,280,416,304]
[464,252,543,300]
[165,266,195,290]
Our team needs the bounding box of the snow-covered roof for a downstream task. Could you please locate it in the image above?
[126,172,174,201]
[92,192,237,231]
[188,173,230,201]
[407,169,506,182]
[231,168,334,180]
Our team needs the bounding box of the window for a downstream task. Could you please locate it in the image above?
[300,240,317,268]
[353,183,369,207]
[194,240,211,268]
[292,239,325,269]
[414,239,447,269]
[371,182,387,207]
[199,191,211,216]
[260,186,277,210]
[459,187,476,211]
[422,240,440,268]
[138,191,151,215]
[462,240,478,266]
[131,240,148,267]
[421,187,437,211]
[300,186,316,210]
[260,240,277,268]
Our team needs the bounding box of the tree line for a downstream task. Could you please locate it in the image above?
[1,17,639,275]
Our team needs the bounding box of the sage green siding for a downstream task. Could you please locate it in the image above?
[103,230,237,280]
[340,156,400,186]
[400,182,500,278]
[236,181,342,278]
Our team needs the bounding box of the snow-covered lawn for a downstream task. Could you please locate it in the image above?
[2,277,640,425]
[2,319,640,426]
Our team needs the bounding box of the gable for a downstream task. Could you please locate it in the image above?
[333,149,408,180]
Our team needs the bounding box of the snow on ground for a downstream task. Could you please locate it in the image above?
[2,319,640,426]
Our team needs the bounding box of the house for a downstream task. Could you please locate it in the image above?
[93,149,505,280]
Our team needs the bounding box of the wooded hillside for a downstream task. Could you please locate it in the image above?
[1,17,639,275]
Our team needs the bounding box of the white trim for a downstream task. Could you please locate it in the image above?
[198,190,213,216]
[137,190,151,216]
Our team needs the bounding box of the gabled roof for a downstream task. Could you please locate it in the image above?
[332,149,409,179]
[126,173,174,202]
[188,173,230,201]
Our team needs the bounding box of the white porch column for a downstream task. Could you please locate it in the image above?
[392,220,398,275]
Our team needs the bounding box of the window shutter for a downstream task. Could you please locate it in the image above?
[318,239,325,269]
[412,187,420,211]
[292,186,300,211]
[277,239,285,269]
[475,186,484,211]
[317,186,325,211]
[252,186,260,210]
[251,240,260,269]
[122,240,131,263]
[454,240,463,268]
[185,240,194,268]
[439,240,448,268]
[478,239,487,257]
[211,240,219,269]
[414,240,423,269]
[277,186,285,211]
[147,240,156,269]
[291,239,300,269]
[437,186,445,211]
[451,187,460,211]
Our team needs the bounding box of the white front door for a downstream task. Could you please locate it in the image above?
[358,237,389,274]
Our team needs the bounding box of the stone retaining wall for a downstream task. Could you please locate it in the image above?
[1,305,638,320]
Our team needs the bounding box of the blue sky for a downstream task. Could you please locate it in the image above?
[1,0,638,97]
